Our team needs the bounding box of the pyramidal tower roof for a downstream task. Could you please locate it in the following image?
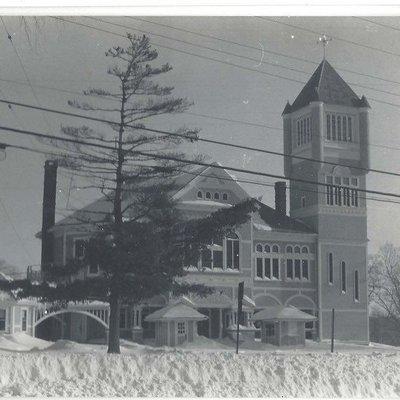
[284,59,370,114]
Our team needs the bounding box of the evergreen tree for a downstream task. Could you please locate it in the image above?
[0,33,257,353]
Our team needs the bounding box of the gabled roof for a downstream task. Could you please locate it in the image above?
[46,164,210,231]
[254,200,315,234]
[287,59,370,113]
[251,306,317,322]
[145,300,208,322]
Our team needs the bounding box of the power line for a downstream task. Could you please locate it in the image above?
[50,16,400,131]
[258,17,400,59]
[1,124,400,201]
[3,98,400,179]
[0,17,52,140]
[4,139,400,208]
[353,17,400,33]
[128,16,400,87]
[3,75,400,154]
[90,16,400,100]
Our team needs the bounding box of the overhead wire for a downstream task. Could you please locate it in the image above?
[2,98,400,178]
[1,124,400,201]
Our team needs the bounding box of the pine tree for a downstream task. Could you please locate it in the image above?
[0,34,257,353]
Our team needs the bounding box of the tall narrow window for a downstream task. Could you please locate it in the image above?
[226,234,240,270]
[297,121,301,146]
[302,260,309,280]
[272,258,279,279]
[354,270,359,301]
[327,114,331,140]
[341,261,346,293]
[265,258,271,279]
[21,309,27,332]
[256,258,263,278]
[328,253,334,285]
[286,259,293,279]
[197,191,203,199]
[348,117,352,141]
[307,117,311,142]
[337,116,342,140]
[0,309,5,331]
[294,259,301,279]
[331,115,336,140]
[342,116,347,141]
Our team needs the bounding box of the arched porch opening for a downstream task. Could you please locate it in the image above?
[34,310,108,343]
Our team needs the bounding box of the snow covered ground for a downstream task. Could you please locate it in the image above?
[1,333,400,397]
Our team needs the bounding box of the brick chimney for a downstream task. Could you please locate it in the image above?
[41,160,58,272]
[274,181,287,215]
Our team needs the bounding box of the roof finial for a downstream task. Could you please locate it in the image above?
[318,34,332,60]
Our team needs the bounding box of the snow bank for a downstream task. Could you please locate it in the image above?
[1,348,400,396]
[0,333,52,352]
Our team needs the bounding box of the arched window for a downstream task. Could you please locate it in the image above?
[354,270,359,301]
[272,245,279,253]
[214,192,220,200]
[341,261,346,293]
[301,246,309,254]
[264,244,271,253]
[294,246,300,254]
[255,244,263,253]
[286,245,293,253]
[205,192,211,199]
[197,191,203,199]
[222,193,228,201]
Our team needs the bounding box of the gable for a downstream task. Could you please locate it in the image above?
[173,163,250,205]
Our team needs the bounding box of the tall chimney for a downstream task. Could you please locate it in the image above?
[41,160,58,272]
[275,181,287,215]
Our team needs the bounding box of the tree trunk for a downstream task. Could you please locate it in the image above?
[107,290,121,354]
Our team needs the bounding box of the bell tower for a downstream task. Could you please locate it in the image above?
[282,59,370,343]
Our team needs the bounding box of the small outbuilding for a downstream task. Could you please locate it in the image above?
[251,306,316,347]
[145,298,208,347]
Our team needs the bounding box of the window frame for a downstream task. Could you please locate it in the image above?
[341,261,347,293]
[328,253,334,285]
[199,235,240,271]
[326,113,354,142]
[73,237,89,260]
[177,321,187,335]
[0,308,6,331]
[354,270,359,302]
[21,308,28,332]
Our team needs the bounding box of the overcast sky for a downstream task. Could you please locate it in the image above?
[0,16,399,271]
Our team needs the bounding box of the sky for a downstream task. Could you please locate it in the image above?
[0,16,400,272]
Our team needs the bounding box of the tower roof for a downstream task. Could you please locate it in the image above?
[287,59,370,113]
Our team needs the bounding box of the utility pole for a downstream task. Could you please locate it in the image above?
[236,281,244,354]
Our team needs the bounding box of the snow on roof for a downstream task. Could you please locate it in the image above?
[179,200,232,208]
[0,271,13,282]
[251,306,317,322]
[253,222,272,231]
[189,292,234,308]
[145,301,208,322]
